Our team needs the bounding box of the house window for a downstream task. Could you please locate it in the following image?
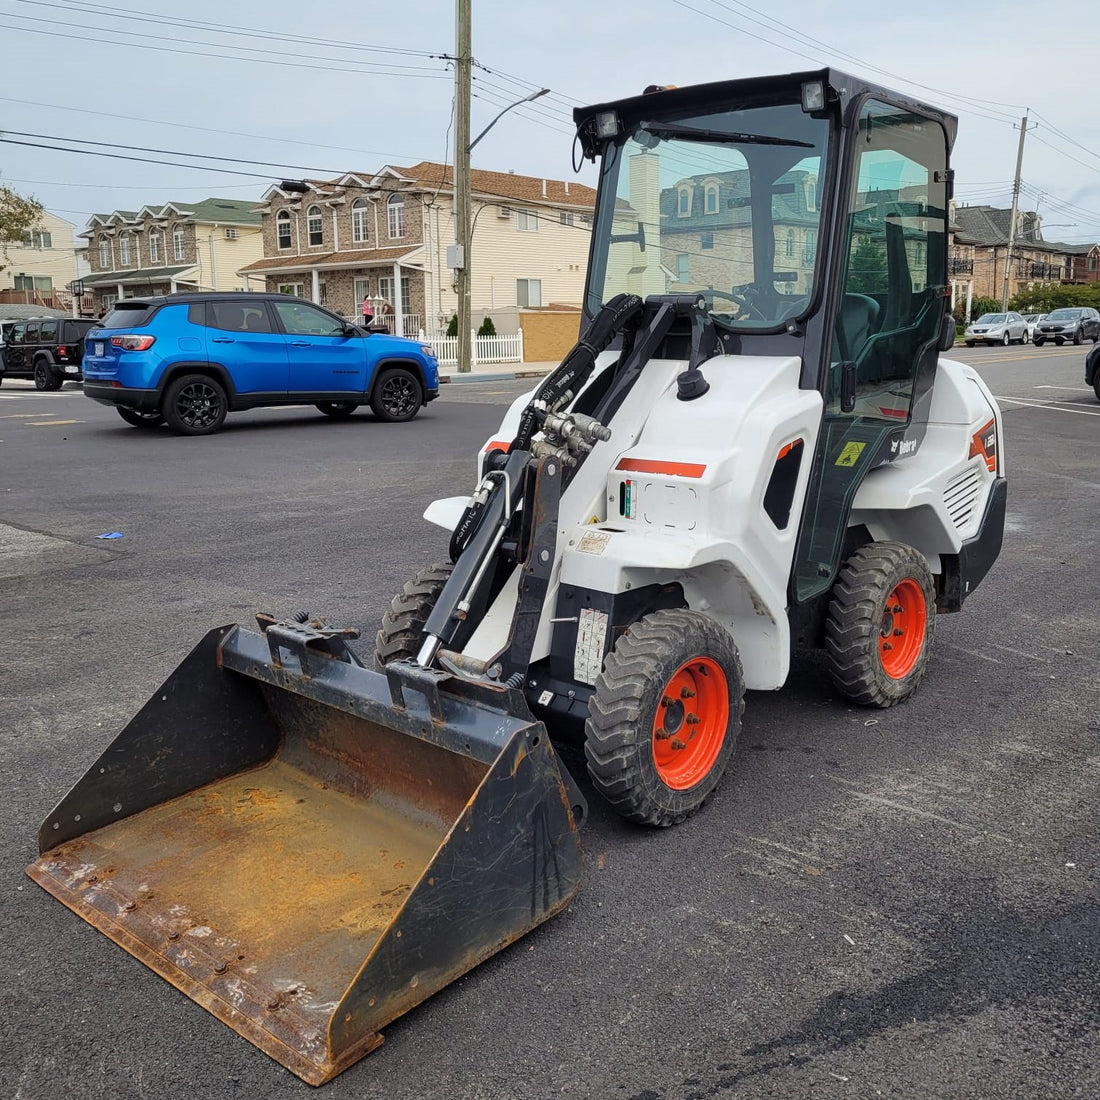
[173,226,186,260]
[14,275,52,291]
[915,242,925,265]
[677,186,692,217]
[351,199,369,243]
[516,278,542,307]
[388,194,405,239]
[559,211,574,226]
[276,282,305,298]
[21,230,52,249]
[804,230,817,264]
[318,281,327,306]
[307,205,323,246]
[119,234,131,265]
[99,238,110,268]
[276,211,292,250]
[704,181,719,214]
[786,230,795,258]
[517,209,539,232]
[579,214,592,227]
[149,232,161,263]
[354,276,371,306]
[102,293,118,311]
[378,275,411,315]
[807,180,817,212]
[677,255,690,282]
[701,232,714,250]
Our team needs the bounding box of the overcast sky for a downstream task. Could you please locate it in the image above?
[1,0,1098,242]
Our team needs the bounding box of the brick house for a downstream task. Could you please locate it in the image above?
[948,203,1092,307]
[79,199,263,314]
[238,162,596,337]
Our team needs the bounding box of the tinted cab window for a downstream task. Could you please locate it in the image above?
[39,320,59,342]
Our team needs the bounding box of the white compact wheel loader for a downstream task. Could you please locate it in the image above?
[379,68,1007,826]
[30,69,1005,1084]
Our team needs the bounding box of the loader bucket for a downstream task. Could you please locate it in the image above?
[27,623,584,1085]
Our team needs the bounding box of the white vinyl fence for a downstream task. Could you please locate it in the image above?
[429,329,524,365]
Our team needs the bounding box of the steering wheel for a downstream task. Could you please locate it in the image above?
[703,285,768,322]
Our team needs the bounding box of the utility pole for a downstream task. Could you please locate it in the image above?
[1000,112,1029,312]
[454,0,472,373]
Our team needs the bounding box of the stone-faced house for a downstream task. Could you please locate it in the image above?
[80,199,263,314]
[238,162,596,336]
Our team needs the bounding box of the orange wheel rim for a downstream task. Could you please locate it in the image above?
[651,657,729,790]
[879,579,927,679]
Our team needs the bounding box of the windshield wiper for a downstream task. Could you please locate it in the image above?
[638,122,814,148]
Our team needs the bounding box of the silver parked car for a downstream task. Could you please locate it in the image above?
[964,311,1029,347]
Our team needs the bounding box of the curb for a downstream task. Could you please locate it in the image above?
[439,367,554,384]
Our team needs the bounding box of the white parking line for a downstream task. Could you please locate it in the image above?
[993,395,1100,416]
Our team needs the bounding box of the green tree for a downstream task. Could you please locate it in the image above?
[1010,283,1100,313]
[847,235,887,295]
[967,295,1002,321]
[0,186,45,271]
[477,315,497,337]
[445,313,458,337]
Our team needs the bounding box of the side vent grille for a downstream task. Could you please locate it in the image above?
[944,467,983,530]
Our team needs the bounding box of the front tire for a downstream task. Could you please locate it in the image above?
[1073,328,1083,345]
[370,367,422,422]
[374,561,454,669]
[1033,338,1044,347]
[1001,331,1010,346]
[316,401,358,419]
[117,407,164,429]
[965,341,975,348]
[585,608,744,827]
[162,373,228,435]
[1021,330,1029,344]
[826,542,936,708]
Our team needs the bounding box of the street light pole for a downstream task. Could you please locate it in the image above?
[454,0,472,373]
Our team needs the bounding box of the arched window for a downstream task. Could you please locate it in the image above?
[149,231,162,264]
[806,179,817,212]
[276,210,292,249]
[351,198,369,243]
[98,237,110,268]
[388,194,405,238]
[307,205,323,246]
[173,224,186,260]
[786,229,795,258]
[119,233,132,265]
[704,180,719,215]
[677,186,692,218]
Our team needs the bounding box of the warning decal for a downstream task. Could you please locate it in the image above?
[835,441,866,467]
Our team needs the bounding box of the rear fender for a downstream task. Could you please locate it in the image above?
[158,362,238,405]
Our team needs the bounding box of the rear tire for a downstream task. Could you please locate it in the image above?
[1021,331,1029,344]
[585,608,743,827]
[117,407,164,429]
[826,541,935,708]
[163,374,228,435]
[316,402,358,419]
[34,359,62,391]
[374,561,454,669]
[370,367,422,422]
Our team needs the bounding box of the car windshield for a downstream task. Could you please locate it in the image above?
[975,314,1005,323]
[587,99,830,331]
[98,303,155,328]
[1046,308,1082,320]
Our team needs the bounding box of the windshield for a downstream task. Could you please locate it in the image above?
[1047,308,1082,320]
[587,100,830,331]
[975,314,1005,324]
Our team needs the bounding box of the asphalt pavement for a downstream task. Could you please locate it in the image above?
[0,345,1097,1100]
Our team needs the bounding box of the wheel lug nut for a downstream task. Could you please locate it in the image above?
[680,687,696,699]
[670,738,687,750]
[892,604,903,614]
[882,642,894,651]
[893,628,903,636]
[660,696,672,708]
[685,713,701,725]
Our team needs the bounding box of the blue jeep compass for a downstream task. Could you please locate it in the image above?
[82,292,440,435]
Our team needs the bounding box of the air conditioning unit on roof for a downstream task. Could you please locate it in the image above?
[224,227,239,240]
[497,205,513,218]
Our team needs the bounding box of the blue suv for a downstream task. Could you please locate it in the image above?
[82,292,440,435]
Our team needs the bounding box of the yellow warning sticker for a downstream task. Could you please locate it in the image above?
[835,441,866,467]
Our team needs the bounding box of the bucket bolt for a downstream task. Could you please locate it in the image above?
[214,961,227,974]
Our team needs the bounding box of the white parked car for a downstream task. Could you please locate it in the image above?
[964,311,1028,347]
[1023,313,1046,341]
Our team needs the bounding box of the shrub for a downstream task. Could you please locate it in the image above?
[477,316,497,337]
[445,313,458,338]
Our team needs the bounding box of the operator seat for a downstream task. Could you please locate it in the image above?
[836,292,880,363]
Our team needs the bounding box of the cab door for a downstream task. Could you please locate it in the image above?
[271,300,368,396]
[793,98,949,604]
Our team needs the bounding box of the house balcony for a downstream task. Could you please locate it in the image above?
[949,258,973,275]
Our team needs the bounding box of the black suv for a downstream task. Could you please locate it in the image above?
[0,317,96,389]
[1032,307,1100,347]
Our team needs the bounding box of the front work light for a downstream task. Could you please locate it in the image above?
[594,110,620,139]
[801,80,826,113]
